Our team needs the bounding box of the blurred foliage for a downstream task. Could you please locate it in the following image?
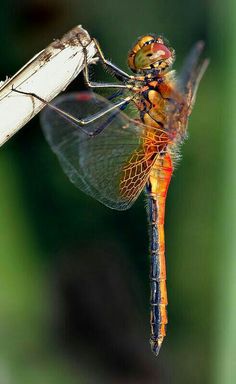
[0,0,235,383]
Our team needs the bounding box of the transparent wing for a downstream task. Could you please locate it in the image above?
[41,91,163,210]
[177,41,209,112]
[40,44,208,210]
[167,41,209,142]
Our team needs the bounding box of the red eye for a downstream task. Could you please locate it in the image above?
[152,43,172,59]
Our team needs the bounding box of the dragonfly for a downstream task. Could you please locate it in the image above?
[14,33,208,356]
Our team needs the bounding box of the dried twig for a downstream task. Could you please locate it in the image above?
[0,25,97,146]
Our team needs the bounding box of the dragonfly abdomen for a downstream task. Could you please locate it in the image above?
[146,153,173,355]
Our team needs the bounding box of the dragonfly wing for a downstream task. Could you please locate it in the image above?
[41,91,151,210]
[177,41,209,112]
[166,41,208,143]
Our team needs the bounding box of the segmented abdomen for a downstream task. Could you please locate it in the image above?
[147,153,173,355]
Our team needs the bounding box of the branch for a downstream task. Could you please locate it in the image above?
[0,25,97,146]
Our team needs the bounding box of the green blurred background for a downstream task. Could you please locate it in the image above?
[0,0,235,383]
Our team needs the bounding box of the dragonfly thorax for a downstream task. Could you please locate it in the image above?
[128,35,175,74]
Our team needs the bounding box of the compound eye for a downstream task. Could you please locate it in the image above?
[152,43,172,59]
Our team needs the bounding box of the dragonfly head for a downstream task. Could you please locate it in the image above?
[128,35,175,74]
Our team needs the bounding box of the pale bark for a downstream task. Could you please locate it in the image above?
[0,25,97,146]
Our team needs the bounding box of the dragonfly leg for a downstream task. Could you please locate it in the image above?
[92,38,134,82]
[77,33,132,82]
[12,87,133,136]
[93,38,149,82]
[92,39,146,82]
[80,35,146,84]
[82,48,132,90]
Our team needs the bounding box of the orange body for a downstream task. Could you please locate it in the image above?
[120,73,177,353]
